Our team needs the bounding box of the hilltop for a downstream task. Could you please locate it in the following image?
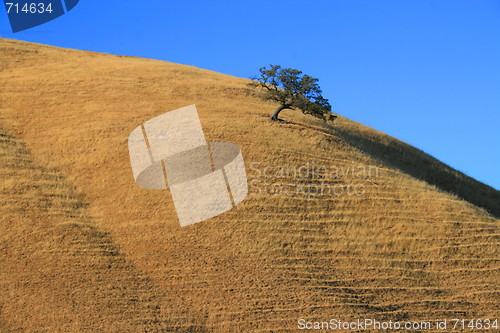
[0,38,498,332]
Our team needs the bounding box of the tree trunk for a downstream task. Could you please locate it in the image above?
[271,105,288,121]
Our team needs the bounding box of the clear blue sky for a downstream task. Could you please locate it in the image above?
[1,0,499,190]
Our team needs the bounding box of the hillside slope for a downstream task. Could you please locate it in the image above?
[0,38,498,332]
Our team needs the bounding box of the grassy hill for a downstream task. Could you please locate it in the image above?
[0,38,498,332]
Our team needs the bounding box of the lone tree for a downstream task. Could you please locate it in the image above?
[249,65,336,122]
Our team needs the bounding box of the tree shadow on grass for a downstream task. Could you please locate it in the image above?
[285,119,500,218]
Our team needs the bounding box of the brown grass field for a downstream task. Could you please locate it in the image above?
[0,38,498,332]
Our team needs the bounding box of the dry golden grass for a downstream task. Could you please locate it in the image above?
[0,38,498,332]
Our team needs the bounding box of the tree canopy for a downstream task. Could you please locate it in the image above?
[249,65,336,122]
